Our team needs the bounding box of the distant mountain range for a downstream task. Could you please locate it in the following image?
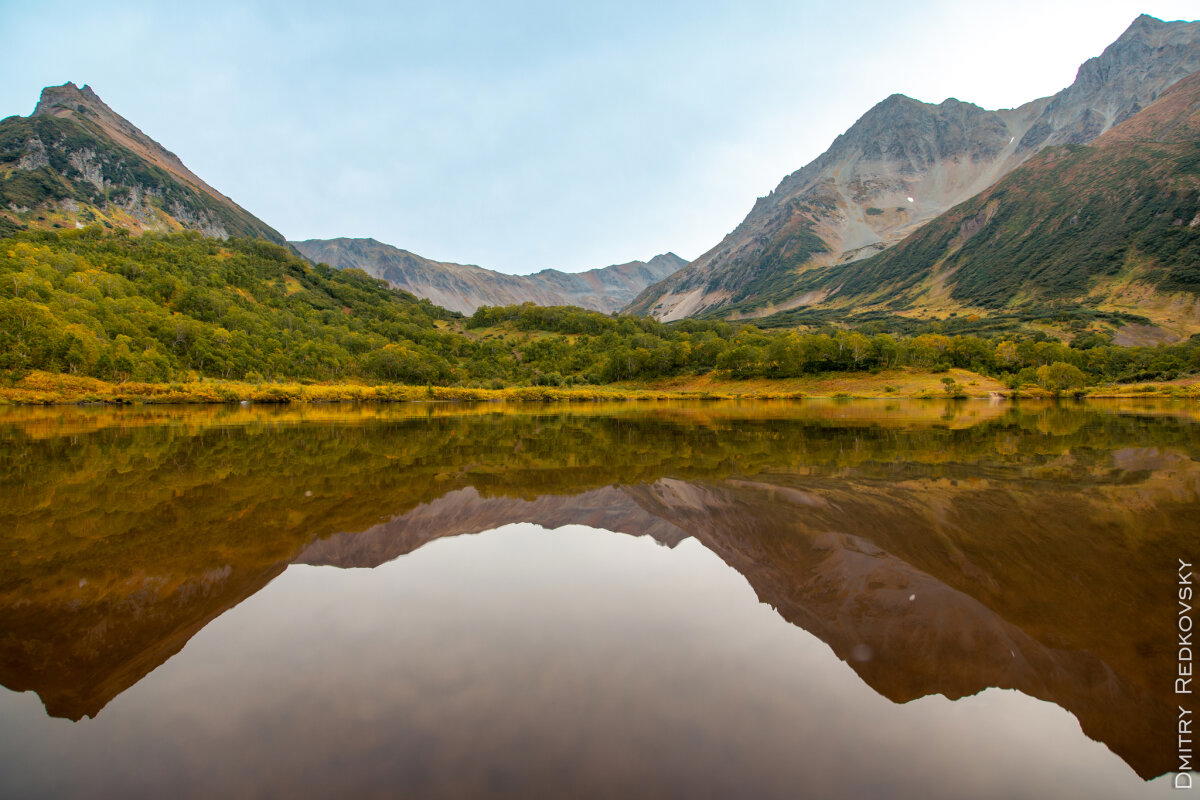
[2,15,1199,331]
[0,82,685,314]
[291,238,686,314]
[625,15,1200,336]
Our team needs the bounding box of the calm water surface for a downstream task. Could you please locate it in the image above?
[0,399,1197,798]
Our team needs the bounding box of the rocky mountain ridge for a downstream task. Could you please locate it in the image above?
[0,82,284,242]
[292,237,687,314]
[765,66,1200,339]
[625,14,1200,321]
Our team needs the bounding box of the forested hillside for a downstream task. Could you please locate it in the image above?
[0,229,458,383]
[1,229,1197,395]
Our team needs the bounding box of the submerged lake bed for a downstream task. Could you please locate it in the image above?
[0,399,1196,798]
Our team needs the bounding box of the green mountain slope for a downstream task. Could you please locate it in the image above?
[0,229,462,383]
[0,83,284,243]
[762,70,1200,338]
[626,15,1200,322]
[1,227,1198,392]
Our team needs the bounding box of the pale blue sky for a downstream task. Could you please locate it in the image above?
[2,1,1196,273]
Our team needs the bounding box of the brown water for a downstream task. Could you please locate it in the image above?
[0,399,1197,798]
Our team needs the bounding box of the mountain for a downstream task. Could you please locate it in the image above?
[0,83,682,318]
[0,82,284,243]
[772,69,1200,337]
[625,15,1200,321]
[0,230,470,385]
[291,237,687,314]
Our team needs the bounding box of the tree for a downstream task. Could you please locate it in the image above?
[1036,361,1087,393]
[994,340,1019,369]
[941,376,966,398]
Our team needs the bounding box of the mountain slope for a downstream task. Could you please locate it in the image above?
[776,68,1200,334]
[0,230,467,384]
[626,15,1200,320]
[291,237,686,314]
[0,82,284,243]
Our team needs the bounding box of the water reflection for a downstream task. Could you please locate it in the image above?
[0,400,1196,796]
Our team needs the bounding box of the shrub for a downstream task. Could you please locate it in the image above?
[1035,362,1087,393]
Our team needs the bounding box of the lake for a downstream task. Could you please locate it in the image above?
[0,399,1196,798]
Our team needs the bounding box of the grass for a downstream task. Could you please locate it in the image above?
[1081,374,1200,399]
[623,368,1010,400]
[0,372,708,405]
[2,368,1196,406]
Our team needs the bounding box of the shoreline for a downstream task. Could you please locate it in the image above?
[1,370,1196,406]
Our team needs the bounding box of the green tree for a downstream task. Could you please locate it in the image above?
[1036,362,1088,393]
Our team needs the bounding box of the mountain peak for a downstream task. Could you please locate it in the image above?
[625,14,1200,321]
[648,252,685,265]
[1125,13,1168,33]
[1106,13,1187,46]
[791,61,1200,324]
[1,82,285,243]
[33,81,110,119]
[874,93,919,110]
[1079,15,1199,74]
[26,81,250,216]
[291,238,686,314]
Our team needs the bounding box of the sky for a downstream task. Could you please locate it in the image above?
[1,1,1197,274]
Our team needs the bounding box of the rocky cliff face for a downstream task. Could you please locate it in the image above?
[780,68,1200,337]
[0,82,285,242]
[626,15,1200,320]
[291,237,686,314]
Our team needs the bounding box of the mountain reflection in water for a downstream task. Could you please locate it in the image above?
[0,400,1196,798]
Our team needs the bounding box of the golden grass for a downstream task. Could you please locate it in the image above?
[626,368,1008,399]
[0,371,705,405]
[1,368,1196,406]
[1083,374,1200,399]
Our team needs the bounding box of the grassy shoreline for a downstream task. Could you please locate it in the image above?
[1,369,1196,405]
